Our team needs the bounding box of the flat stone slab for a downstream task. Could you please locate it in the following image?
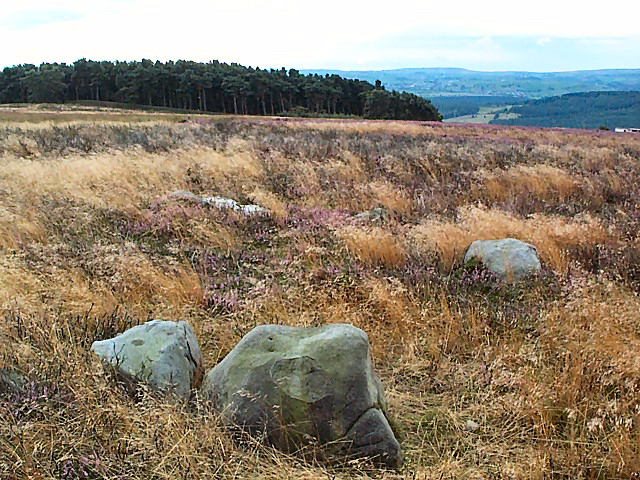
[353,208,390,223]
[168,191,268,215]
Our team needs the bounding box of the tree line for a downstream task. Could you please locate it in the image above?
[0,59,441,121]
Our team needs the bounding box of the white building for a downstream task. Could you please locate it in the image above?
[615,127,640,133]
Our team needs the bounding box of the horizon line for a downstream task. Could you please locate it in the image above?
[2,58,640,75]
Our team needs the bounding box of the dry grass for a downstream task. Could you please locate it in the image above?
[0,103,224,124]
[338,226,406,268]
[1,108,640,479]
[479,164,579,204]
[409,205,611,274]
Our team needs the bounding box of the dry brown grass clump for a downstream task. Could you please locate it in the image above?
[479,163,579,204]
[338,226,406,268]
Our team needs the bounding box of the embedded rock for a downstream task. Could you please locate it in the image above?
[168,190,203,204]
[201,196,268,215]
[201,324,402,468]
[91,320,203,399]
[168,191,268,215]
[201,196,242,210]
[464,238,541,280]
[238,203,269,215]
[464,419,480,432]
[0,368,28,393]
[354,208,390,223]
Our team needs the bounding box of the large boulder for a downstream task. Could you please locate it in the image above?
[464,238,541,280]
[91,320,203,399]
[201,324,402,468]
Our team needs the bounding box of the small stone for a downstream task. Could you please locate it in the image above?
[464,419,479,432]
[464,238,541,281]
[354,208,390,223]
[0,368,28,392]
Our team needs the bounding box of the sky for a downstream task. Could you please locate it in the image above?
[0,0,639,72]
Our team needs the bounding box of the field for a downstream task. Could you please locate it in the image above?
[1,105,640,479]
[444,106,520,124]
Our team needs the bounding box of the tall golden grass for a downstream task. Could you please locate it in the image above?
[409,205,610,274]
[337,226,406,268]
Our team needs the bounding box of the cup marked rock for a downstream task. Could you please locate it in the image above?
[91,320,203,399]
[464,238,541,280]
[201,324,402,468]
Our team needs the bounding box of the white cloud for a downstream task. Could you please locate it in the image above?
[0,0,638,69]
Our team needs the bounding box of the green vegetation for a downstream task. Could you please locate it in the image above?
[490,91,640,129]
[431,95,525,119]
[444,105,520,124]
[363,88,441,120]
[0,59,441,121]
[305,67,640,99]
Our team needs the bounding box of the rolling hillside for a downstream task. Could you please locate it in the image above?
[490,91,640,129]
[303,68,640,99]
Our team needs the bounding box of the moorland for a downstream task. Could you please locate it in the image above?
[1,105,640,479]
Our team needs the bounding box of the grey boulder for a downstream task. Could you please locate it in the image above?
[464,238,541,280]
[201,324,402,468]
[91,320,203,399]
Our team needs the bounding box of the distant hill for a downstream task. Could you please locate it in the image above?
[302,68,640,99]
[489,91,640,129]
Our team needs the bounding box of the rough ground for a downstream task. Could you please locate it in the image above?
[1,105,640,479]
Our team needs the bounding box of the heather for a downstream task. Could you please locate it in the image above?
[1,106,640,479]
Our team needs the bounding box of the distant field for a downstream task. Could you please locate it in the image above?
[0,102,224,123]
[429,95,525,119]
[444,106,520,124]
[2,106,640,479]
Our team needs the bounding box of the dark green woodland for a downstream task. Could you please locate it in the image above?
[490,91,640,129]
[0,59,441,121]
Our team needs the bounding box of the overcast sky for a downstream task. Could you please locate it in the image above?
[1,0,639,72]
